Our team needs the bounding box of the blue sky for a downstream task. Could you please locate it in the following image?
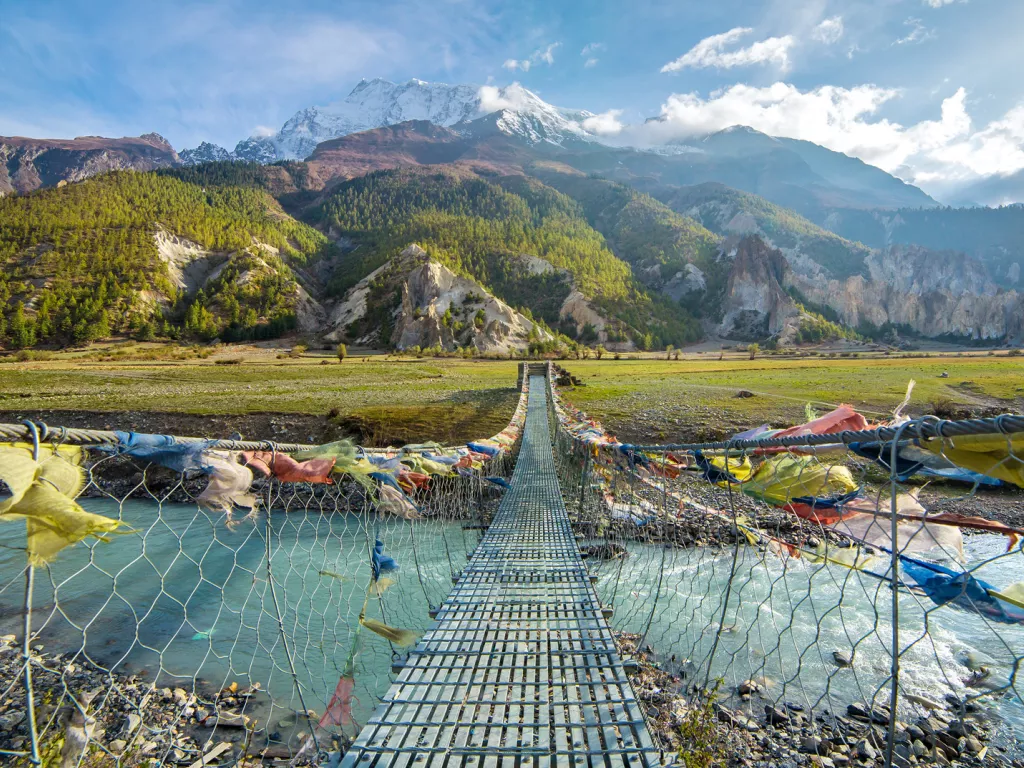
[2,0,1022,200]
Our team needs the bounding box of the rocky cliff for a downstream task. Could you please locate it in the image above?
[716,237,799,340]
[790,245,1024,340]
[0,134,180,195]
[325,245,551,352]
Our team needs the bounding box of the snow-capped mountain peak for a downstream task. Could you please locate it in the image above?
[180,79,600,163]
[179,141,232,165]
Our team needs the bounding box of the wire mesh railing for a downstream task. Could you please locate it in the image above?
[549,363,1024,768]
[0,370,528,767]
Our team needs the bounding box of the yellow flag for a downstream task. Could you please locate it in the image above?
[358,617,418,647]
[0,443,125,564]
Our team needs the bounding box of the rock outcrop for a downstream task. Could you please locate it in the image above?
[0,134,180,195]
[718,237,798,340]
[791,245,1024,341]
[325,245,550,352]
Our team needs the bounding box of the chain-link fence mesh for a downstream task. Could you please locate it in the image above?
[0,375,526,767]
[550,364,1024,767]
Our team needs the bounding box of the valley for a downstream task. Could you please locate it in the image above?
[4,80,1023,359]
[2,344,1021,445]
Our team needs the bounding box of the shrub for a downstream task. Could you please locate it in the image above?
[336,343,347,361]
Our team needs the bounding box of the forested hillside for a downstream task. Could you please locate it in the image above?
[313,169,702,347]
[0,171,335,347]
[653,183,873,280]
[523,170,727,314]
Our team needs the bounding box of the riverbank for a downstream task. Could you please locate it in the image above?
[618,632,1020,768]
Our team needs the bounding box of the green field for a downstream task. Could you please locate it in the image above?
[556,355,1024,443]
[2,346,1022,445]
[0,348,520,445]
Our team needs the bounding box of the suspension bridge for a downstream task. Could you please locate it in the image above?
[340,371,664,766]
[1,362,1024,768]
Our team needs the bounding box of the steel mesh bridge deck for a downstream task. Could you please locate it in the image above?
[341,375,667,766]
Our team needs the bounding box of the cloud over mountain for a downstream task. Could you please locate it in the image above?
[661,28,796,72]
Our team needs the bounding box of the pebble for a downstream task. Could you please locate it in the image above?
[125,713,142,735]
[0,711,26,730]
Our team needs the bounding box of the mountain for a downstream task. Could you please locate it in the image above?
[819,205,1024,291]
[522,169,725,304]
[655,182,873,281]
[0,133,179,195]
[569,126,937,220]
[7,78,937,223]
[650,181,1023,341]
[215,79,595,164]
[323,243,554,352]
[309,167,701,349]
[0,171,335,348]
[179,141,233,165]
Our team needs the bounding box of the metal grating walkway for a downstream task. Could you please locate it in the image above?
[341,375,667,767]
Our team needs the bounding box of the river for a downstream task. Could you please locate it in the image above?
[1,498,1021,747]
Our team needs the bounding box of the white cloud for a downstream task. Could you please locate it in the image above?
[624,81,1024,192]
[536,42,559,65]
[894,18,935,45]
[661,27,796,73]
[581,42,605,67]
[250,125,276,138]
[477,83,537,114]
[923,0,965,6]
[812,16,844,45]
[503,42,560,72]
[582,109,625,136]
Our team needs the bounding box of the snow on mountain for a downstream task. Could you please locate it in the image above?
[232,136,278,164]
[215,79,597,163]
[179,141,233,165]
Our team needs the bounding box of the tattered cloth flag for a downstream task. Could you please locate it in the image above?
[375,484,419,519]
[740,454,859,508]
[371,539,398,581]
[103,432,213,473]
[358,540,418,646]
[0,444,128,565]
[358,617,418,647]
[920,434,1024,489]
[197,451,257,514]
[320,630,361,729]
[898,556,1024,624]
[241,451,336,484]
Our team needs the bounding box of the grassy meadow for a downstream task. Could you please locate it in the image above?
[558,354,1024,443]
[1,343,1023,445]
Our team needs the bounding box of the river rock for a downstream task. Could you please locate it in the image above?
[765,705,790,725]
[124,713,141,735]
[846,702,871,721]
[800,735,825,753]
[831,651,853,668]
[0,710,25,730]
[738,679,761,695]
[963,735,984,754]
[854,739,876,760]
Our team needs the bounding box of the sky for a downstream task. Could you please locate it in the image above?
[2,0,1022,203]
